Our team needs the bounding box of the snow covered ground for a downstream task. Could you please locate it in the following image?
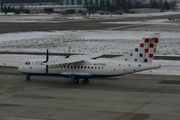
[102,19,180,25]
[0,30,180,55]
[0,13,83,22]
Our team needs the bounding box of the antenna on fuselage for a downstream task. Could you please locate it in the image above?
[65,46,71,58]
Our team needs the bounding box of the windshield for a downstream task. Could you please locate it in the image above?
[25,61,30,65]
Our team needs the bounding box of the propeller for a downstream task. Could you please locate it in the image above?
[46,49,49,75]
[43,49,49,75]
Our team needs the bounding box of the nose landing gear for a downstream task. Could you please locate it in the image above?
[25,74,31,81]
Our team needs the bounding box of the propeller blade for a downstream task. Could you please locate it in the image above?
[46,65,48,75]
[46,49,49,62]
[46,49,49,75]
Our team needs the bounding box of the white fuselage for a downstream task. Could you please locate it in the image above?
[18,58,160,79]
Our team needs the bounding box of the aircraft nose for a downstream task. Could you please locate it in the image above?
[18,66,23,72]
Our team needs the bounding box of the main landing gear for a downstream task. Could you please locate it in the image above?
[72,78,89,84]
[73,78,79,84]
[83,78,89,83]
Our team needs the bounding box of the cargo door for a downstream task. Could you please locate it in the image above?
[106,62,112,75]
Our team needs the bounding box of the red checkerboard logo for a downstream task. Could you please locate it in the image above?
[154,48,156,53]
[154,38,159,43]
[144,39,149,43]
[149,43,154,48]
[140,43,144,47]
[149,54,154,58]
[144,49,148,53]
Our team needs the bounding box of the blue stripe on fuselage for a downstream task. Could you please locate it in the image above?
[20,72,119,79]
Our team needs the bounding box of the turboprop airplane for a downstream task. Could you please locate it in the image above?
[18,33,161,83]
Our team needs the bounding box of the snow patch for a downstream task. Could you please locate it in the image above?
[0,30,180,55]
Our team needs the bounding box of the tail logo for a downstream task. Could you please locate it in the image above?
[125,33,160,63]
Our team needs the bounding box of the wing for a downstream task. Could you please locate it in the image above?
[42,52,104,65]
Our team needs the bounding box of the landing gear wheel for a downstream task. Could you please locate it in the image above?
[73,79,79,84]
[26,75,31,81]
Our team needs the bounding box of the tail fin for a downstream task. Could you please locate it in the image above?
[123,33,160,63]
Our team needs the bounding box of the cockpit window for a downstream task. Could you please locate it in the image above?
[25,61,30,65]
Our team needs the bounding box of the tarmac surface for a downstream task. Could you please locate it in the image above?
[0,14,180,33]
[0,67,180,120]
[0,14,180,120]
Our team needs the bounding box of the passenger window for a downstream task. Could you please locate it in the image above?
[88,66,90,69]
[74,66,76,68]
[95,66,97,69]
[78,66,80,69]
[98,66,100,69]
[91,66,93,69]
[84,66,86,69]
[81,66,83,68]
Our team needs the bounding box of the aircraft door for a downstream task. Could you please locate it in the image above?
[106,62,112,75]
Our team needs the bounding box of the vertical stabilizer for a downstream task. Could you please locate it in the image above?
[123,33,160,63]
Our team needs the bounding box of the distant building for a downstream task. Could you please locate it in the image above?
[59,0,115,5]
[2,0,115,5]
[2,0,118,14]
[2,0,60,3]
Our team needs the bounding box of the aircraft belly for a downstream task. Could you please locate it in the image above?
[60,68,106,77]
